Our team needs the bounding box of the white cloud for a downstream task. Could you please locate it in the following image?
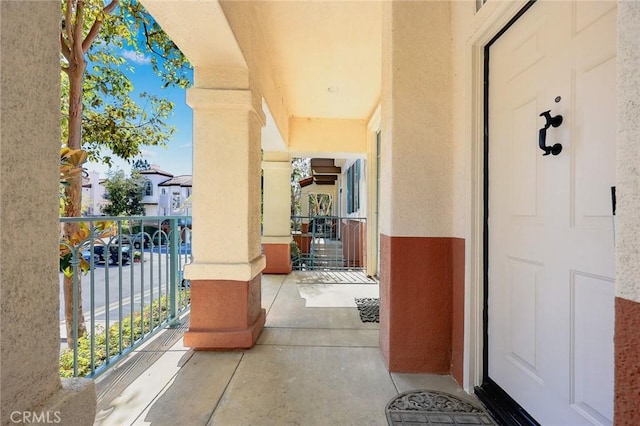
[121,50,151,65]
[179,142,193,148]
[139,149,158,158]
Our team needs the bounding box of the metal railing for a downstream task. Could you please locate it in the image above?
[59,215,192,378]
[291,215,366,271]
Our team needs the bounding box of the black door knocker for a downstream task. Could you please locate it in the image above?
[538,110,563,156]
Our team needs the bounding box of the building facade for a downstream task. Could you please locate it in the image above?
[81,171,107,216]
[82,166,192,217]
[139,167,192,217]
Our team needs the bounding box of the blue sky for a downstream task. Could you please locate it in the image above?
[85,48,194,178]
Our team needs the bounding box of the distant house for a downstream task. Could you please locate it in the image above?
[82,165,192,217]
[138,166,176,216]
[81,170,107,216]
[157,174,192,216]
[138,166,192,216]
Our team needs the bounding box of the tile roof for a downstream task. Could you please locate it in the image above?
[139,167,174,178]
[159,175,192,187]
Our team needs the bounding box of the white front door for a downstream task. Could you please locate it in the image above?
[488,1,616,424]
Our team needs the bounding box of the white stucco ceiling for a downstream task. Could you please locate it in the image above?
[252,1,382,120]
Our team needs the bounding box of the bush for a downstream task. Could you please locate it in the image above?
[60,290,190,377]
[290,240,301,260]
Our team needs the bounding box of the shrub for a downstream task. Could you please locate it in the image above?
[290,240,301,260]
[60,290,190,377]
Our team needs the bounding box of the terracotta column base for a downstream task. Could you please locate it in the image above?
[615,297,640,425]
[262,243,292,274]
[184,275,265,349]
[379,235,465,379]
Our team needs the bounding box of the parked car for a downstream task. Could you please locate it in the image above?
[179,270,190,288]
[161,217,192,230]
[131,233,151,249]
[160,218,192,243]
[82,242,131,265]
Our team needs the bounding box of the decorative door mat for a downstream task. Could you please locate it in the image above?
[386,390,496,425]
[355,297,379,323]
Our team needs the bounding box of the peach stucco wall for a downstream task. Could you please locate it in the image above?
[288,117,367,157]
[262,159,292,238]
[380,0,453,239]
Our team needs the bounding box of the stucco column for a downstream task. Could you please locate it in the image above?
[0,2,96,424]
[183,80,266,349]
[615,2,640,423]
[379,1,464,381]
[261,154,293,274]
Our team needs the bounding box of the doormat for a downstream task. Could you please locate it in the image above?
[386,390,496,425]
[355,297,379,323]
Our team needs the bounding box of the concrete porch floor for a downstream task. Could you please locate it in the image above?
[94,272,481,425]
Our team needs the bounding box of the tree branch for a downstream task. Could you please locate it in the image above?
[142,22,171,62]
[62,65,70,75]
[82,0,119,53]
[103,0,119,15]
[64,0,74,50]
[61,33,71,61]
[83,111,166,131]
[82,20,103,53]
[72,0,85,59]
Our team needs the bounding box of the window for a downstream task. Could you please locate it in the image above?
[172,193,181,210]
[143,180,153,197]
[346,160,361,214]
[161,188,166,195]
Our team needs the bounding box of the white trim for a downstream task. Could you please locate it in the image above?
[261,160,291,171]
[465,0,531,392]
[261,236,292,244]
[366,105,381,277]
[184,255,266,282]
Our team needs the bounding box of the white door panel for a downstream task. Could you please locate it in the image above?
[488,1,616,424]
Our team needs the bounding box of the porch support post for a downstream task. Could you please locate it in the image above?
[379,0,465,382]
[1,2,96,424]
[262,154,293,274]
[183,72,266,349]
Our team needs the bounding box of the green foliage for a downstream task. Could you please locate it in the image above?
[60,0,192,167]
[291,158,311,216]
[309,193,333,216]
[60,291,190,378]
[60,146,88,214]
[101,169,146,216]
[58,217,112,277]
[290,240,301,259]
[124,2,191,89]
[60,146,88,183]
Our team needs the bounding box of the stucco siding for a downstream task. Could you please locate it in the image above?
[0,2,95,424]
[381,0,454,238]
[616,0,640,303]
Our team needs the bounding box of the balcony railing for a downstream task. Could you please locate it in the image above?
[59,215,192,378]
[291,215,366,271]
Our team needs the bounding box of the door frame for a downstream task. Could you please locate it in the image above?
[467,1,540,424]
